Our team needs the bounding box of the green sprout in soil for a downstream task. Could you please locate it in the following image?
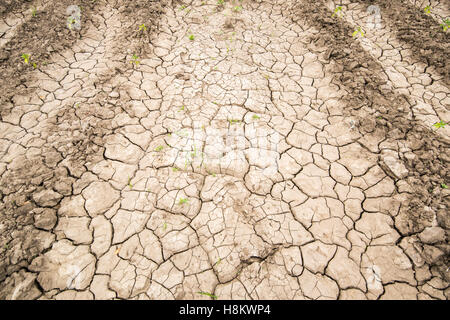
[332,6,342,18]
[189,34,195,41]
[233,6,242,12]
[32,62,37,69]
[252,114,260,120]
[215,258,222,266]
[433,120,447,129]
[352,26,365,38]
[21,53,30,64]
[128,177,133,189]
[139,23,147,32]
[217,0,224,5]
[441,183,448,189]
[172,167,179,172]
[178,198,189,205]
[163,222,168,230]
[179,5,186,10]
[197,291,217,299]
[155,145,164,152]
[440,18,449,31]
[31,8,37,17]
[67,17,77,30]
[229,119,241,124]
[179,105,185,111]
[130,54,140,65]
[424,6,431,14]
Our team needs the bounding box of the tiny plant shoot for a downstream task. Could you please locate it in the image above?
[440,18,449,31]
[130,54,140,65]
[197,291,217,299]
[189,34,195,41]
[21,54,30,64]
[424,6,431,14]
[332,6,342,18]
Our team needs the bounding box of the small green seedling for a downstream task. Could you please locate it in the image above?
[130,54,140,65]
[67,17,77,30]
[440,18,449,31]
[217,0,224,5]
[21,53,30,64]
[233,6,242,12]
[178,198,189,205]
[189,34,195,41]
[128,177,133,189]
[31,8,37,17]
[433,120,447,129]
[190,146,198,159]
[424,6,431,14]
[139,23,147,32]
[197,291,217,300]
[172,167,179,172]
[352,26,365,37]
[163,222,168,230]
[252,114,260,120]
[332,6,342,18]
[155,145,164,152]
[228,119,241,124]
[179,5,186,10]
[179,105,185,111]
[32,62,37,69]
[215,258,222,266]
[441,183,448,189]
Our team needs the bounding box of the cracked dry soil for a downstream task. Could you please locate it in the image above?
[0,0,448,300]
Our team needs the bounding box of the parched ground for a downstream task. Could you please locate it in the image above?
[0,0,448,300]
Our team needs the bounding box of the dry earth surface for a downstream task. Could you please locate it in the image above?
[0,0,448,300]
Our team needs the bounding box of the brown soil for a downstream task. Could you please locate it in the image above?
[288,0,449,281]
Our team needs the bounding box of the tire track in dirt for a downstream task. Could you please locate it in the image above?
[0,0,99,109]
[324,0,449,137]
[286,0,449,296]
[0,0,167,299]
